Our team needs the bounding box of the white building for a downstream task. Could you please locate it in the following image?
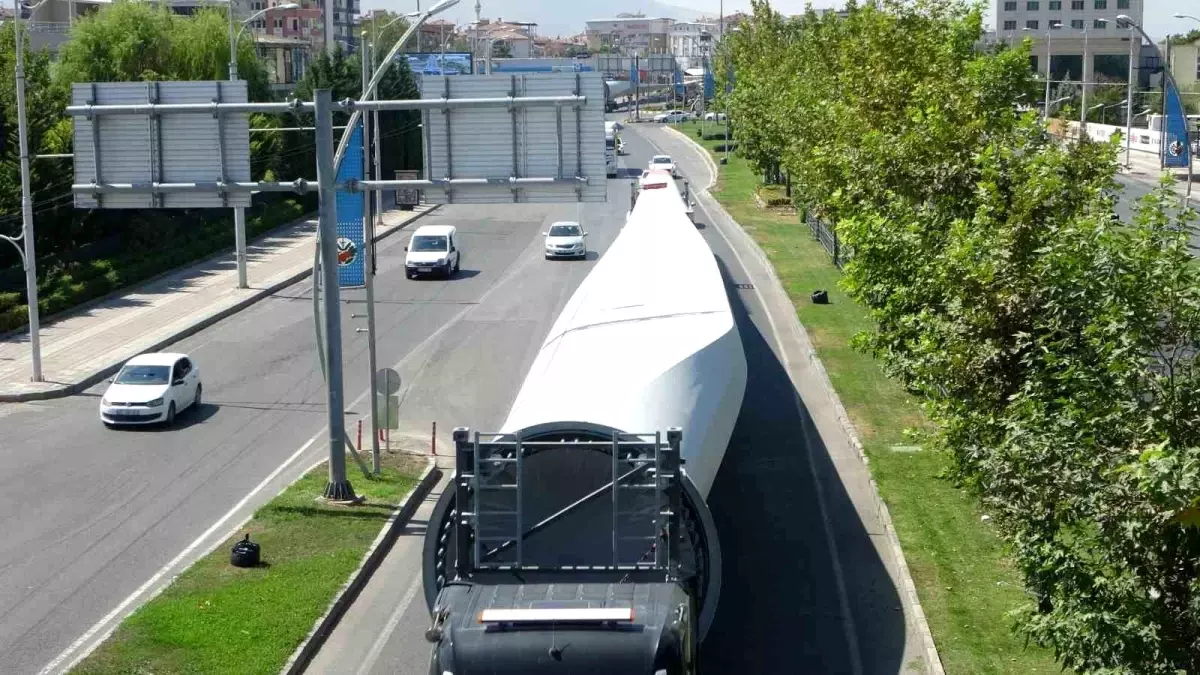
[670,21,715,70]
[995,0,1145,85]
[585,16,674,56]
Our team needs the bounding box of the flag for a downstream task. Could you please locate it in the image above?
[335,120,366,289]
[704,69,715,100]
[1163,77,1191,170]
[629,61,639,86]
[674,62,684,98]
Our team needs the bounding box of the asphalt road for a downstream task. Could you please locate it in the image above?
[0,189,629,672]
[1111,173,1198,251]
[305,123,920,674]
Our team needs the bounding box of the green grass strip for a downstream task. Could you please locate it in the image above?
[677,121,1066,674]
[72,453,423,675]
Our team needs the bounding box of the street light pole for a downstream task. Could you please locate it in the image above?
[228,2,298,290]
[1130,13,1193,199]
[10,0,42,382]
[1123,18,1136,168]
[360,32,380,475]
[1043,24,1058,119]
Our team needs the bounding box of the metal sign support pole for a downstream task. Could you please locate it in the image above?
[361,35,382,476]
[12,4,42,382]
[314,89,355,501]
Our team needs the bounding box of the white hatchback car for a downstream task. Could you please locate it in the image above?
[648,154,678,178]
[543,221,588,260]
[100,352,202,427]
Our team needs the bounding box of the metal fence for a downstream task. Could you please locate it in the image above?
[803,206,848,268]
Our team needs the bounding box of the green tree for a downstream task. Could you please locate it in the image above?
[359,11,411,58]
[724,0,1200,671]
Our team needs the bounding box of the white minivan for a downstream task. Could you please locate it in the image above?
[404,225,461,279]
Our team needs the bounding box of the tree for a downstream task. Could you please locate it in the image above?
[359,11,411,58]
[724,0,1200,671]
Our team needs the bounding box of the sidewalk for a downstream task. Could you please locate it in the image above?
[1121,147,1196,199]
[0,205,438,403]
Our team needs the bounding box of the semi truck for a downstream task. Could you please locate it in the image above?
[420,169,746,673]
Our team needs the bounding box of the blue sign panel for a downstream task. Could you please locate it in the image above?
[1163,78,1192,169]
[401,52,474,76]
[335,120,365,289]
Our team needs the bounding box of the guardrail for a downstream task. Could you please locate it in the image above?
[803,206,849,269]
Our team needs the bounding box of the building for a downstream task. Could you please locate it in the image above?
[255,33,312,93]
[995,0,1146,87]
[584,16,674,56]
[670,21,715,69]
[466,18,535,60]
[418,19,458,52]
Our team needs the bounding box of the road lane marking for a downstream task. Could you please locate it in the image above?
[356,573,424,675]
[39,207,551,675]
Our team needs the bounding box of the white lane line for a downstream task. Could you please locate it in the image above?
[37,433,321,675]
[641,129,866,675]
[355,574,424,675]
[39,209,548,675]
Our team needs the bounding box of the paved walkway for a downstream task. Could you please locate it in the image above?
[0,205,437,402]
[1121,148,1196,201]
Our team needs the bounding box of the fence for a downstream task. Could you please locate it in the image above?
[803,205,848,269]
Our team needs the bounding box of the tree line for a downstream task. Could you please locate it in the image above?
[0,0,421,331]
[719,1,1200,672]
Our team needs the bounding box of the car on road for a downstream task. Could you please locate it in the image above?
[653,110,692,123]
[99,352,201,427]
[703,112,727,121]
[648,154,679,178]
[543,221,588,260]
[405,225,461,279]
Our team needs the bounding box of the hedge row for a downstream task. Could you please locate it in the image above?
[0,195,316,334]
[695,129,733,141]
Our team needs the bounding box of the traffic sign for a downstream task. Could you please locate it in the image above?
[375,367,402,394]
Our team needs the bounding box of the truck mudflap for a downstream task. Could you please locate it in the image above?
[425,580,696,674]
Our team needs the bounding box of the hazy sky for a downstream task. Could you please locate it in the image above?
[364,1,1193,41]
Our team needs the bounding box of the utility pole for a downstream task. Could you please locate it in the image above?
[360,34,381,475]
[1124,19,1136,168]
[314,88,355,501]
[10,0,43,382]
[228,0,249,290]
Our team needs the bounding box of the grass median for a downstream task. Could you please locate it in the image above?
[675,121,1066,674]
[72,452,426,675]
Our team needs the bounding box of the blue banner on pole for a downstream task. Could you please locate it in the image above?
[704,69,715,100]
[1163,78,1192,169]
[335,120,366,289]
[629,61,639,86]
[727,63,735,93]
[674,63,684,98]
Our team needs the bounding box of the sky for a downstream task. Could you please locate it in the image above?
[361,1,1193,42]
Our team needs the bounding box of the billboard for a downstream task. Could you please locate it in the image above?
[335,120,366,289]
[401,52,474,76]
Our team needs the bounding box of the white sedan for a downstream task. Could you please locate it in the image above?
[648,154,678,178]
[544,221,588,260]
[99,352,202,427]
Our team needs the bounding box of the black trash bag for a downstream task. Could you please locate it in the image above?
[811,290,830,305]
[231,533,260,568]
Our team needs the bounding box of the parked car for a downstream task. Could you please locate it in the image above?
[100,352,202,427]
[648,154,678,178]
[543,221,588,260]
[703,112,727,122]
[405,225,461,279]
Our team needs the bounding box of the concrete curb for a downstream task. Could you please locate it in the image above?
[664,125,947,675]
[0,206,439,403]
[281,458,443,675]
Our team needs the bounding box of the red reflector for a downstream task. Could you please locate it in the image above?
[642,182,668,190]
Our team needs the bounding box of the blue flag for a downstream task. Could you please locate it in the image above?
[1163,78,1192,169]
[335,120,366,289]
[704,69,715,100]
[674,62,684,98]
[629,61,639,86]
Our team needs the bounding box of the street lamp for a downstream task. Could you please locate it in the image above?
[314,0,459,502]
[1,0,51,382]
[226,1,298,290]
[1174,13,1200,23]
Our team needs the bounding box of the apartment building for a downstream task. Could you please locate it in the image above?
[584,16,674,56]
[669,21,715,69]
[996,0,1145,85]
